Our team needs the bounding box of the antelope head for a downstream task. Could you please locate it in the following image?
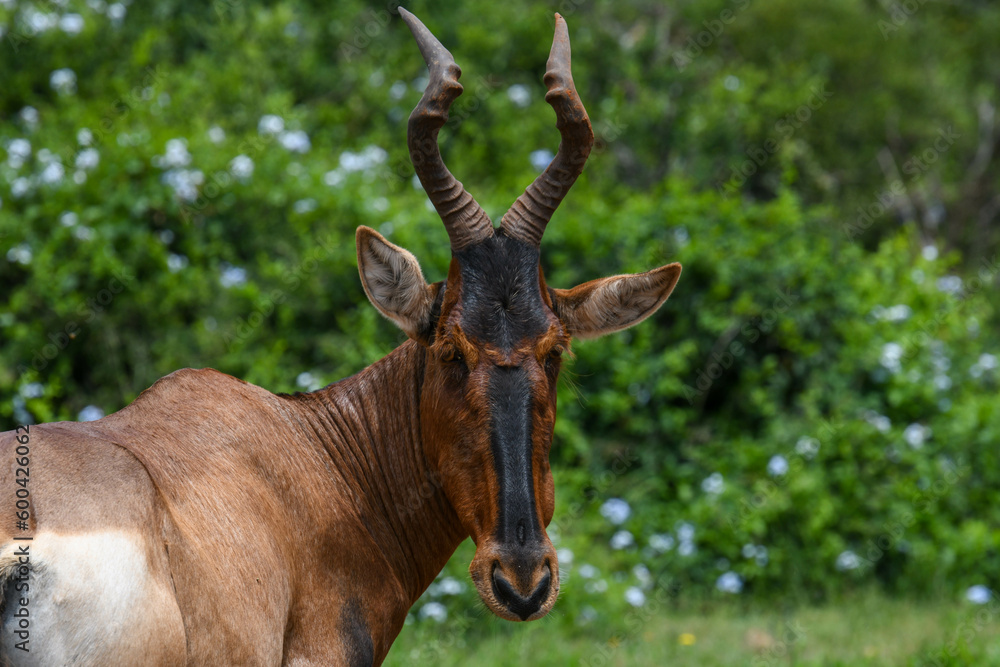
[356,9,681,622]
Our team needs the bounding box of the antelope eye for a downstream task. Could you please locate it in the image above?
[549,344,565,358]
[441,344,463,364]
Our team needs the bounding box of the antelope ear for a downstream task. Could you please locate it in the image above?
[551,263,682,340]
[356,226,438,342]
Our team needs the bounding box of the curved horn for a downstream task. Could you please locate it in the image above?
[501,13,594,248]
[399,8,493,251]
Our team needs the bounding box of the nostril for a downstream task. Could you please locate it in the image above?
[490,562,552,621]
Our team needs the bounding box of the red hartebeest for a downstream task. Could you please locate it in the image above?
[0,9,681,666]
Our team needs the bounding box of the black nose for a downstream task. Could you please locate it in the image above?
[492,562,551,620]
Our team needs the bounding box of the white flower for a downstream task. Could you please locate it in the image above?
[73,226,94,241]
[208,126,226,143]
[676,521,695,543]
[50,68,77,95]
[716,571,743,594]
[883,304,912,322]
[556,548,574,566]
[437,577,464,595]
[677,540,696,557]
[506,84,531,108]
[293,198,317,214]
[11,177,32,198]
[865,411,891,433]
[903,423,930,449]
[296,372,316,389]
[880,342,904,373]
[167,254,188,272]
[922,244,938,261]
[161,138,192,168]
[229,154,254,180]
[419,601,447,622]
[39,162,65,185]
[624,586,646,607]
[161,169,203,201]
[599,498,631,525]
[107,2,126,23]
[59,13,84,34]
[258,114,285,136]
[674,226,690,246]
[967,585,992,605]
[979,353,998,370]
[610,530,634,550]
[795,436,820,459]
[743,543,758,559]
[78,405,104,422]
[60,212,78,227]
[767,454,789,477]
[584,579,608,594]
[20,382,44,398]
[340,145,388,172]
[836,550,860,571]
[723,75,741,91]
[19,106,39,128]
[280,130,311,153]
[389,80,407,100]
[324,169,345,187]
[529,149,554,172]
[6,244,32,265]
[578,564,598,579]
[220,265,247,288]
[937,275,963,295]
[701,472,724,495]
[78,128,93,146]
[632,564,652,587]
[755,546,769,566]
[24,9,57,33]
[649,533,674,553]
[7,138,31,168]
[75,148,100,170]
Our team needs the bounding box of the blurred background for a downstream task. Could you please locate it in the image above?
[2,0,1000,664]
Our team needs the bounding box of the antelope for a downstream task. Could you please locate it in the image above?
[0,9,681,666]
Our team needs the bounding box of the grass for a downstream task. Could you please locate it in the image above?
[383,593,1000,666]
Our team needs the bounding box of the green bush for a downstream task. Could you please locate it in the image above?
[2,0,999,640]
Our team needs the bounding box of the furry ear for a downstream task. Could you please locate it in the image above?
[356,226,438,341]
[551,263,682,339]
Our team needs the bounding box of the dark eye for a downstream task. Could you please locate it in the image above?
[546,345,565,366]
[441,344,463,364]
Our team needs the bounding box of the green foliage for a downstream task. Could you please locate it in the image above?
[1,0,998,646]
